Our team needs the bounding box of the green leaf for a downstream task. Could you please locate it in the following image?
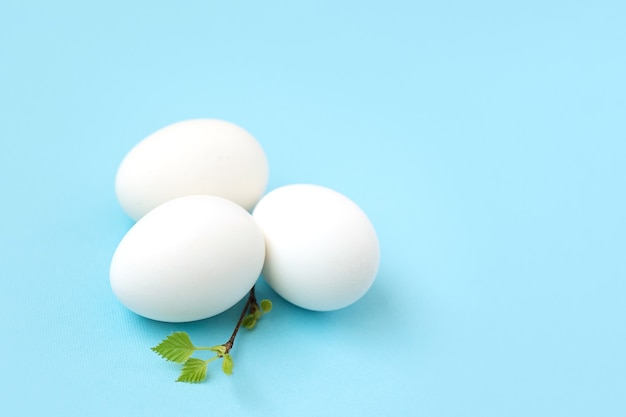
[177,358,208,383]
[151,332,196,363]
[260,299,273,313]
[242,314,257,330]
[221,354,234,375]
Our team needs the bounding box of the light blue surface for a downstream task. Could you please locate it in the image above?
[1,1,625,415]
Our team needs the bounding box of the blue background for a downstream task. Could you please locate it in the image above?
[1,1,625,415]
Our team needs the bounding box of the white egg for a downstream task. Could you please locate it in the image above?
[116,119,268,220]
[110,195,265,322]
[252,184,380,311]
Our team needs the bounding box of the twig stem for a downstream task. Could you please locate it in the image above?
[223,286,257,353]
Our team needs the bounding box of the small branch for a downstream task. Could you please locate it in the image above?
[153,283,272,382]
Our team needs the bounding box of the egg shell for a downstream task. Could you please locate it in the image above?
[115,119,269,220]
[110,195,265,322]
[252,184,380,311]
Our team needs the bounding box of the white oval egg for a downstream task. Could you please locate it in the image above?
[116,119,269,220]
[252,184,380,311]
[110,195,265,322]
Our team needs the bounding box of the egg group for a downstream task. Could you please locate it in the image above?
[110,119,380,322]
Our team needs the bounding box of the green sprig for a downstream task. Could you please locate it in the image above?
[151,286,272,383]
